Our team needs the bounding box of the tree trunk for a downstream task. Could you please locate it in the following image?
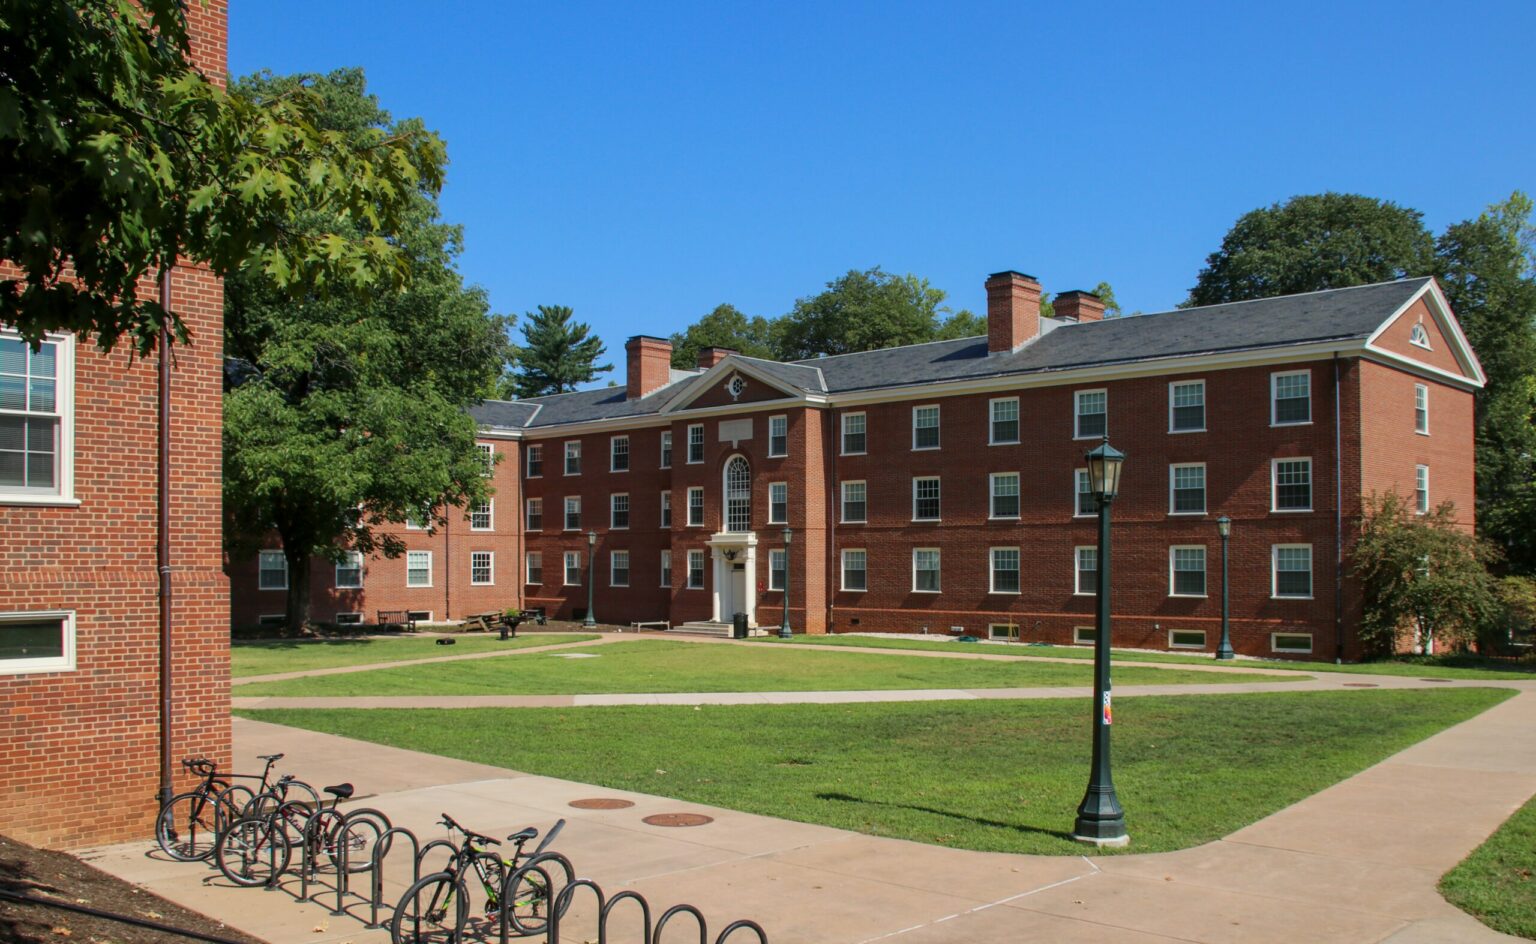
[284,547,312,631]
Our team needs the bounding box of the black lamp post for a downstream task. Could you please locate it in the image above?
[583,530,598,628]
[1215,516,1234,660]
[779,526,793,639]
[1073,439,1128,847]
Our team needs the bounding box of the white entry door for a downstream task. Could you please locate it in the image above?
[729,563,748,621]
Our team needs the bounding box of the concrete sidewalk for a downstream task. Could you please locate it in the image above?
[83,688,1536,943]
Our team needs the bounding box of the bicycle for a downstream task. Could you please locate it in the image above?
[216,779,389,885]
[390,813,572,943]
[154,753,311,862]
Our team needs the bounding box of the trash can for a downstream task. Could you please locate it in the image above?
[732,612,749,639]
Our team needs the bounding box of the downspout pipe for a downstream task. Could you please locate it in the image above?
[157,269,175,806]
[1334,354,1345,664]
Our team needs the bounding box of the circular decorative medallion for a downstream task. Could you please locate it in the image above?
[568,798,635,810]
[642,813,714,828]
[726,375,746,400]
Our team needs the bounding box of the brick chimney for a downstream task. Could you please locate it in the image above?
[698,347,736,370]
[1054,290,1106,323]
[985,271,1042,354]
[625,336,673,400]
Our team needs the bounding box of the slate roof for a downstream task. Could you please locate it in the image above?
[475,278,1431,430]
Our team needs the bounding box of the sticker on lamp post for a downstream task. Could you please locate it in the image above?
[1102,690,1113,725]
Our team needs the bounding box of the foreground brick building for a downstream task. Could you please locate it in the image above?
[232,273,1482,662]
[0,3,231,848]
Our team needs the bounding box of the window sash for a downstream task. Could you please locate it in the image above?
[470,552,494,585]
[564,497,581,530]
[1170,381,1205,431]
[912,406,940,449]
[1415,385,1429,433]
[769,482,788,524]
[258,551,288,590]
[1275,546,1312,596]
[1273,373,1311,424]
[470,500,493,530]
[660,431,673,468]
[526,445,543,477]
[768,416,788,456]
[610,551,629,587]
[1171,465,1206,514]
[688,487,704,526]
[990,399,1020,444]
[660,490,672,528]
[660,550,672,587]
[335,551,363,589]
[1075,390,1106,438]
[687,550,705,588]
[564,441,581,474]
[1076,469,1100,516]
[913,550,941,592]
[0,337,62,495]
[564,552,581,586]
[841,481,867,522]
[526,498,542,531]
[526,552,542,585]
[990,473,1020,518]
[769,548,786,591]
[1274,460,1312,510]
[1075,547,1098,595]
[842,413,866,454]
[990,548,1020,593]
[406,551,432,587]
[913,477,940,520]
[1416,466,1430,513]
[1171,547,1206,596]
[841,550,867,591]
[610,436,629,471]
[610,493,630,529]
[687,424,704,463]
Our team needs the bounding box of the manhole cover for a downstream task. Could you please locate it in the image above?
[1342,682,1378,688]
[642,813,713,828]
[569,798,635,810]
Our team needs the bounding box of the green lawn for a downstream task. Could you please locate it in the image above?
[232,634,598,677]
[240,687,1511,855]
[232,639,1297,696]
[1441,793,1536,939]
[753,635,1536,680]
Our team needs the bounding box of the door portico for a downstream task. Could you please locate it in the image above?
[706,531,758,625]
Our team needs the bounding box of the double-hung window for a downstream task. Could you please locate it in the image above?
[841,549,867,591]
[526,444,543,477]
[564,551,581,586]
[686,424,705,464]
[769,549,786,591]
[564,496,581,531]
[912,405,940,450]
[335,551,363,589]
[912,476,941,521]
[660,550,672,587]
[687,550,705,589]
[1416,465,1430,514]
[1169,380,1205,432]
[258,550,288,590]
[990,472,1020,519]
[610,436,629,472]
[470,551,494,586]
[660,431,673,468]
[1,333,71,501]
[477,443,495,475]
[1272,458,1312,511]
[564,441,581,475]
[610,493,629,529]
[470,500,493,531]
[406,550,433,588]
[610,550,629,587]
[841,481,867,523]
[768,482,788,524]
[1170,546,1206,597]
[1415,385,1429,434]
[841,413,866,455]
[768,415,788,457]
[1272,371,1311,425]
[1075,469,1099,517]
[1074,389,1106,439]
[990,547,1020,593]
[687,486,704,527]
[1074,547,1097,595]
[1170,464,1206,514]
[1273,545,1313,598]
[525,551,542,585]
[912,549,941,593]
[660,490,672,528]
[526,497,543,531]
[990,398,1019,445]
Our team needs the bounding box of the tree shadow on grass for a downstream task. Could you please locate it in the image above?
[816,791,1075,842]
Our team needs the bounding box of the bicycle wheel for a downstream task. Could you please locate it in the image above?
[506,852,574,936]
[390,873,466,944]
[324,808,391,873]
[215,783,256,825]
[155,792,219,861]
[215,817,291,887]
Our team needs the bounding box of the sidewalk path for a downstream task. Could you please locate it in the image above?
[86,687,1536,942]
[235,633,621,684]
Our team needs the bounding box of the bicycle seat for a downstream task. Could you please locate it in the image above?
[506,827,538,844]
[324,783,354,799]
[258,753,285,761]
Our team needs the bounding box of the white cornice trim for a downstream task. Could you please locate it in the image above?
[1360,345,1485,390]
[1363,280,1486,386]
[661,356,810,413]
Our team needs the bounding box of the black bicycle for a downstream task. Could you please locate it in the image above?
[154,754,313,861]
[216,778,389,886]
[390,813,572,943]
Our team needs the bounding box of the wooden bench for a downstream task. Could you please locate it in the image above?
[376,610,416,631]
[461,612,501,633]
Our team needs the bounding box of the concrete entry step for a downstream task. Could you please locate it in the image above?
[669,621,770,637]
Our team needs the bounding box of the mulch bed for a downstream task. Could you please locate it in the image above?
[0,835,266,944]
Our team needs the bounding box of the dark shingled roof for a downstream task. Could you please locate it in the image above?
[476,278,1430,430]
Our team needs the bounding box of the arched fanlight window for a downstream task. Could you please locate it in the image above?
[724,456,752,532]
[1409,323,1431,349]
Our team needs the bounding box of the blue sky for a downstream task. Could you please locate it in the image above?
[231,0,1533,368]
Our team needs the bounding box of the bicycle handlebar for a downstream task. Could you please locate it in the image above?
[439,813,499,847]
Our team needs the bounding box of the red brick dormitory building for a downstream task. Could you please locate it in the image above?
[231,272,1483,663]
[0,4,232,848]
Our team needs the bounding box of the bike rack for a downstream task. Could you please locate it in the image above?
[544,877,769,944]
[496,852,578,944]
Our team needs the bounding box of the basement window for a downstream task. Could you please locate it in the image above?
[0,611,76,674]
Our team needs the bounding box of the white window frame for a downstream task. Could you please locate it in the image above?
[258,550,289,591]
[610,550,630,588]
[0,330,77,506]
[1272,632,1314,654]
[564,551,582,586]
[1416,465,1430,514]
[1074,546,1097,596]
[406,610,434,623]
[1169,545,1207,598]
[686,423,705,464]
[610,492,630,530]
[989,546,1021,594]
[989,471,1020,520]
[563,496,581,531]
[476,442,495,476]
[841,412,867,455]
[912,476,941,522]
[525,551,543,585]
[564,440,581,475]
[526,497,543,532]
[768,548,786,591]
[526,443,543,478]
[687,486,705,527]
[1270,370,1312,426]
[1272,544,1314,599]
[767,414,788,457]
[988,623,1018,641]
[660,549,672,588]
[840,549,867,592]
[1168,628,1207,650]
[610,435,630,473]
[660,490,672,528]
[470,499,494,531]
[1073,626,1096,645]
[989,397,1020,446]
[1414,384,1429,435]
[334,612,363,626]
[1074,468,1097,518]
[404,507,428,531]
[840,480,867,524]
[0,609,77,675]
[1169,463,1207,516]
[1074,388,1107,440]
[659,430,673,469]
[406,550,433,588]
[1410,322,1432,350]
[334,550,364,590]
[470,551,494,586]
[912,548,941,594]
[1271,457,1313,512]
[1168,379,1206,433]
[687,549,705,589]
[768,481,788,524]
[912,404,940,450]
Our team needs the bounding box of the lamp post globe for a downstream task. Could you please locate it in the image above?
[1215,516,1234,660]
[583,530,598,628]
[779,526,793,639]
[1073,439,1129,847]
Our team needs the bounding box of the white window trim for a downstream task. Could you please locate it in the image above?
[841,412,867,456]
[610,492,630,530]
[840,549,868,592]
[334,551,364,590]
[1415,384,1430,436]
[660,490,672,529]
[988,623,1017,641]
[525,552,543,585]
[1074,388,1108,440]
[768,481,788,524]
[660,550,672,588]
[525,498,543,532]
[257,614,285,627]
[1073,626,1096,645]
[1416,465,1430,515]
[686,549,705,589]
[1271,543,1314,600]
[988,397,1020,446]
[564,440,582,475]
[911,404,940,451]
[1410,322,1433,350]
[767,414,789,457]
[0,609,77,675]
[563,551,582,587]
[989,472,1021,520]
[659,430,673,469]
[258,550,289,591]
[1167,379,1206,434]
[1168,462,1207,516]
[1271,632,1314,654]
[406,550,434,589]
[1270,457,1314,513]
[469,551,495,586]
[911,547,941,594]
[768,548,787,591]
[610,550,629,588]
[912,476,941,522]
[477,442,495,476]
[470,499,495,532]
[840,480,867,524]
[1168,545,1208,598]
[687,486,705,527]
[334,612,363,625]
[526,444,543,478]
[1074,546,1098,596]
[0,331,78,506]
[686,423,705,464]
[1168,628,1207,650]
[563,496,581,531]
[1270,370,1312,427]
[1074,468,1095,518]
[988,546,1021,595]
[406,610,435,623]
[610,435,630,473]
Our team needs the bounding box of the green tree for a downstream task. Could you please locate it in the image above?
[506,304,612,397]
[777,267,954,359]
[1435,193,1536,572]
[668,303,778,368]
[934,308,985,340]
[223,69,510,629]
[1,0,444,354]
[1353,492,1500,656]
[1187,193,1435,306]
